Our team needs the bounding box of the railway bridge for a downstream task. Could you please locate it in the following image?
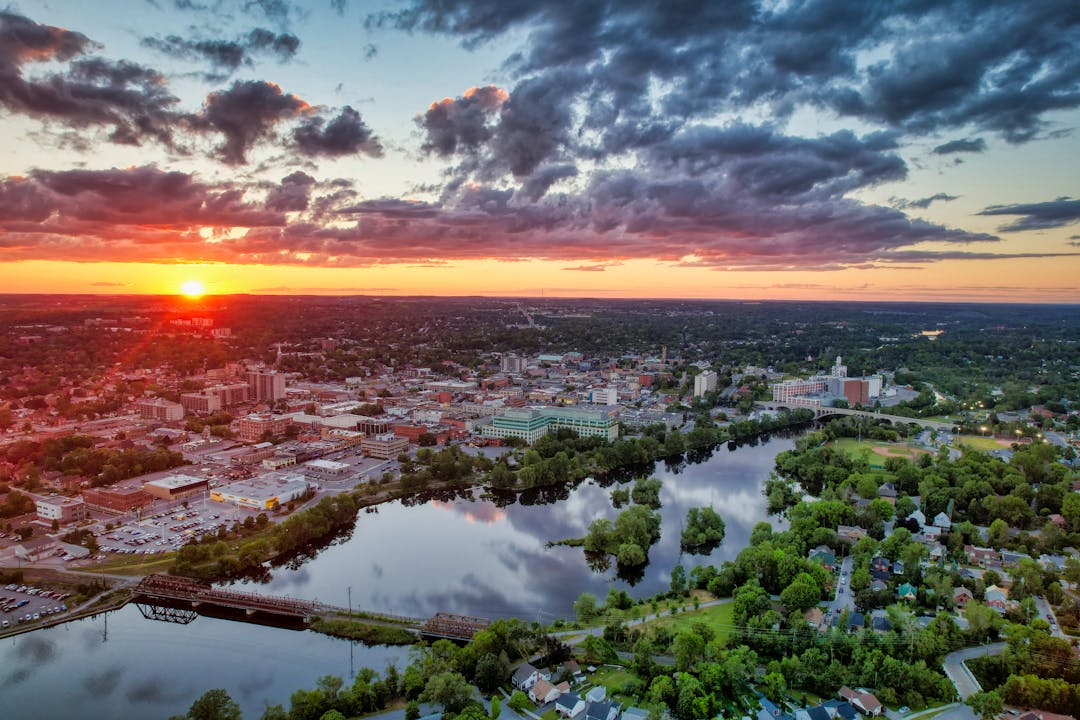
[133,575,488,641]
[754,401,958,432]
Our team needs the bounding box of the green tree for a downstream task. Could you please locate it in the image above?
[574,592,601,623]
[419,671,473,714]
[670,564,688,595]
[967,691,1003,720]
[762,672,787,703]
[186,689,242,720]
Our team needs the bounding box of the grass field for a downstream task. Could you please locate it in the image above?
[82,550,177,575]
[829,438,930,468]
[587,665,637,704]
[639,601,735,645]
[952,434,1011,451]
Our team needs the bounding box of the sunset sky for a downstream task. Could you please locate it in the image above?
[1,0,1078,301]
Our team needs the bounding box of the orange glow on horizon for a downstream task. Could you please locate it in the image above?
[180,280,206,298]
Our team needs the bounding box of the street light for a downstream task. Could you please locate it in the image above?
[980,426,988,437]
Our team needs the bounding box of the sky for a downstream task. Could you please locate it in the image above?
[0,0,1078,302]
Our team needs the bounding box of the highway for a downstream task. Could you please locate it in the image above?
[941,642,1006,700]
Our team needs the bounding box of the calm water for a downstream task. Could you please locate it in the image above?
[2,433,795,719]
[230,433,796,618]
[0,603,407,720]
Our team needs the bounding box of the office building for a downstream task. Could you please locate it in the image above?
[361,432,409,459]
[143,474,209,500]
[35,496,88,524]
[180,391,223,415]
[137,397,185,422]
[247,370,287,402]
[693,371,718,397]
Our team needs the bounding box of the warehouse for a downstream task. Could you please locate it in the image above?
[210,474,312,510]
[143,474,209,500]
[304,459,350,476]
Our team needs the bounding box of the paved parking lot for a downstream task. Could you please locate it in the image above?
[1,583,71,630]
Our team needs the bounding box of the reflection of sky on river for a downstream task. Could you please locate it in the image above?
[244,434,796,619]
[0,604,407,720]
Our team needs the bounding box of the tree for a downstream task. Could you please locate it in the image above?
[987,519,1009,548]
[672,629,705,671]
[419,671,473,714]
[762,672,787,703]
[490,696,501,720]
[508,692,531,714]
[574,592,601,623]
[670,564,688,595]
[780,575,821,613]
[680,506,726,553]
[186,689,242,720]
[967,691,1003,720]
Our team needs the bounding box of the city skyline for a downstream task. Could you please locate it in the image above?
[1,0,1079,302]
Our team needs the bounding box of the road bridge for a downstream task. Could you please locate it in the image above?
[754,401,958,432]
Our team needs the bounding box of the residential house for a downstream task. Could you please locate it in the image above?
[908,508,927,528]
[897,582,917,601]
[965,545,1001,568]
[933,512,952,530]
[512,663,540,690]
[804,607,825,629]
[869,610,892,633]
[758,697,794,720]
[810,545,837,570]
[585,701,619,720]
[871,556,892,575]
[1001,550,1032,568]
[556,693,586,718]
[892,560,905,575]
[822,700,859,720]
[869,579,888,593]
[878,482,897,500]
[985,585,1009,613]
[795,706,832,720]
[622,708,650,720]
[585,686,606,703]
[530,679,561,705]
[1016,710,1076,720]
[847,612,865,632]
[953,587,974,609]
[838,688,883,717]
[837,525,867,543]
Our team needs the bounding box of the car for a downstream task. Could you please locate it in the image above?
[898,707,909,714]
[32,613,40,620]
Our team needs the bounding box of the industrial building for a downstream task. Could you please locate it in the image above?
[210,474,312,510]
[143,474,209,500]
[82,486,154,514]
[35,496,88,524]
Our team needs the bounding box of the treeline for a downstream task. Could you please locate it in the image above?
[0,434,186,487]
[173,618,540,720]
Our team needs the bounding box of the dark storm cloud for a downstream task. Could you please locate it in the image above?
[0,11,179,147]
[293,106,383,158]
[191,80,311,164]
[520,164,578,202]
[895,193,960,210]
[933,138,987,155]
[418,85,507,156]
[141,27,300,77]
[978,197,1080,232]
[265,171,315,211]
[377,1,1080,144]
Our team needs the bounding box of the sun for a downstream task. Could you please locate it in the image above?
[180,280,206,298]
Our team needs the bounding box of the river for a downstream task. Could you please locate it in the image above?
[0,432,797,719]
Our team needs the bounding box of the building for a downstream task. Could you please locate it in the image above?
[238,413,292,442]
[482,406,619,444]
[14,536,62,562]
[35,496,88,524]
[82,486,154,514]
[210,474,311,510]
[361,432,409,459]
[304,459,351,476]
[210,382,251,406]
[693,370,718,397]
[180,391,223,415]
[771,378,828,402]
[512,663,540,691]
[500,354,528,374]
[137,397,185,422]
[143,474,209,501]
[247,370,287,403]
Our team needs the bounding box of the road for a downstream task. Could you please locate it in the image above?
[1033,595,1066,638]
[941,642,1006,700]
[824,556,855,627]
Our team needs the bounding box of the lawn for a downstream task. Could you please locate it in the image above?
[586,665,637,703]
[829,438,930,469]
[639,601,735,645]
[83,550,177,575]
[953,434,1011,451]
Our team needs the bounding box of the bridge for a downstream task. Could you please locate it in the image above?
[754,401,958,432]
[132,575,486,640]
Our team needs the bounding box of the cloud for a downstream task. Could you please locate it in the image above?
[292,106,382,158]
[141,28,300,78]
[418,85,508,156]
[190,80,312,164]
[978,197,1080,232]
[932,138,987,155]
[376,1,1080,145]
[0,12,179,147]
[563,264,610,272]
[894,193,959,210]
[265,171,315,211]
[90,281,129,287]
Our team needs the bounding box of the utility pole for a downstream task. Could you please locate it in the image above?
[347,586,352,615]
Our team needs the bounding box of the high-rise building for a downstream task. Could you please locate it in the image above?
[830,355,847,378]
[693,370,718,397]
[247,370,287,402]
[180,391,223,415]
[500,354,528,374]
[136,397,185,421]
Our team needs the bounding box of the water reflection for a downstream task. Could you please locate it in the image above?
[235,433,798,618]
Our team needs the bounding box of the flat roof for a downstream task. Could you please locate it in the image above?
[144,474,208,490]
[215,475,311,501]
[305,459,350,471]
